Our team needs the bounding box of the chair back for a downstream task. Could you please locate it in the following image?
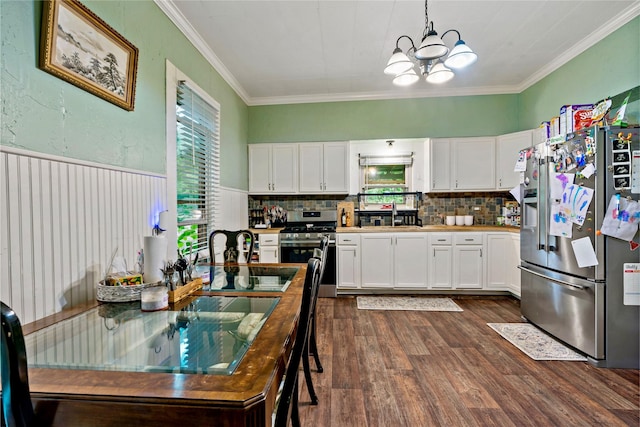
[274,258,321,427]
[208,230,255,264]
[1,302,35,427]
[314,235,330,283]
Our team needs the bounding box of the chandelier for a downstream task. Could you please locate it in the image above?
[384,0,477,86]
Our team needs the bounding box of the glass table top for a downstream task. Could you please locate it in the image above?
[25,296,279,376]
[201,265,298,292]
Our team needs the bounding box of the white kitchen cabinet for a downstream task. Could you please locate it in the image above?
[360,234,394,288]
[427,137,496,192]
[452,233,485,289]
[299,141,349,194]
[486,233,511,291]
[428,138,451,191]
[428,233,453,289]
[394,234,428,289]
[453,137,496,190]
[486,232,521,296]
[496,130,533,190]
[248,144,297,194]
[258,234,279,263]
[337,234,360,289]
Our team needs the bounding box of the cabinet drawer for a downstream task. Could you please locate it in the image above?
[430,233,452,245]
[338,234,360,245]
[454,234,483,245]
[259,234,279,246]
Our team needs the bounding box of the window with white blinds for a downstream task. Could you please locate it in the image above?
[176,81,220,256]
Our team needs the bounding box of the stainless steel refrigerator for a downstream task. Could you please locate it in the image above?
[520,125,639,368]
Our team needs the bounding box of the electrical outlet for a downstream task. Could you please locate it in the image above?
[473,207,481,211]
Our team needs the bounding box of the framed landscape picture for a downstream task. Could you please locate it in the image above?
[40,0,139,111]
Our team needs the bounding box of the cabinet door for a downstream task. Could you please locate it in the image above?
[259,246,279,263]
[394,234,428,289]
[429,138,451,191]
[360,234,394,288]
[429,246,453,288]
[452,137,496,190]
[271,144,298,193]
[337,245,360,289]
[323,142,349,193]
[298,143,324,193]
[486,233,510,290]
[496,130,532,190]
[453,246,484,289]
[248,145,272,193]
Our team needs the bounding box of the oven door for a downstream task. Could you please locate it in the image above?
[280,242,336,288]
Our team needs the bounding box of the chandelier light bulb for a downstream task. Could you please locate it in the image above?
[425,61,454,84]
[444,40,477,69]
[384,48,414,75]
[393,68,420,86]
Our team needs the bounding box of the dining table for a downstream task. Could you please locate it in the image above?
[21,263,307,427]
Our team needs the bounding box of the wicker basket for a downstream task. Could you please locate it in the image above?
[96,281,159,302]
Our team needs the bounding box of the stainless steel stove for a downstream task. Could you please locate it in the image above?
[279,210,337,296]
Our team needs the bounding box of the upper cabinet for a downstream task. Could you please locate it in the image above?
[495,130,533,190]
[427,137,496,192]
[248,144,298,194]
[299,141,349,194]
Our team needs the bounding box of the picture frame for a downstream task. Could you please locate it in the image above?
[39,0,139,111]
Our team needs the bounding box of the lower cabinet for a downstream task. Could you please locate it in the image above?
[360,234,394,288]
[337,230,518,294]
[429,233,484,289]
[428,234,453,289]
[394,234,428,289]
[486,232,521,296]
[359,233,428,289]
[337,234,360,289]
[258,234,279,263]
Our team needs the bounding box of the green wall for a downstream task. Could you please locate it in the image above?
[519,17,640,129]
[248,94,519,143]
[0,0,249,189]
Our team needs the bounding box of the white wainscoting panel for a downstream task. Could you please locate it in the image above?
[1,148,167,324]
[219,187,249,230]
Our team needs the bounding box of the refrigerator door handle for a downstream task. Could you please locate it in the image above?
[517,266,586,290]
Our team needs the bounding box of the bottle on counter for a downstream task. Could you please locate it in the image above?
[341,209,346,227]
[345,212,352,227]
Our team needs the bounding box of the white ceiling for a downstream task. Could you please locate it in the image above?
[157,0,640,106]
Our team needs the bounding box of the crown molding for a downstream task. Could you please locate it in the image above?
[246,84,521,106]
[517,2,640,92]
[154,0,251,105]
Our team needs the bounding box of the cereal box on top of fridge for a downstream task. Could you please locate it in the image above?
[559,104,593,135]
[539,121,550,140]
[550,116,561,137]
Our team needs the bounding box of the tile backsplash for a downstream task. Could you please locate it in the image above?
[249,192,514,226]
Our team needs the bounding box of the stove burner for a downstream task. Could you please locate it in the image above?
[282,225,336,233]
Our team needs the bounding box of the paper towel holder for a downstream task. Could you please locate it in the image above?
[152,210,169,236]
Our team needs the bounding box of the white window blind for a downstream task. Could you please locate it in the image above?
[176,81,220,256]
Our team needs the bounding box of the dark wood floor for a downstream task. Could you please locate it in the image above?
[297,296,639,426]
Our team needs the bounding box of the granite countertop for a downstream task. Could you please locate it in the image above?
[336,225,520,233]
[250,225,520,234]
[249,227,283,234]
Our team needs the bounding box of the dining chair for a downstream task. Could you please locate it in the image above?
[301,235,329,405]
[274,257,321,427]
[1,301,36,427]
[208,230,255,264]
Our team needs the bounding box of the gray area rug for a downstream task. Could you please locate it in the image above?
[356,296,463,312]
[487,323,587,361]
